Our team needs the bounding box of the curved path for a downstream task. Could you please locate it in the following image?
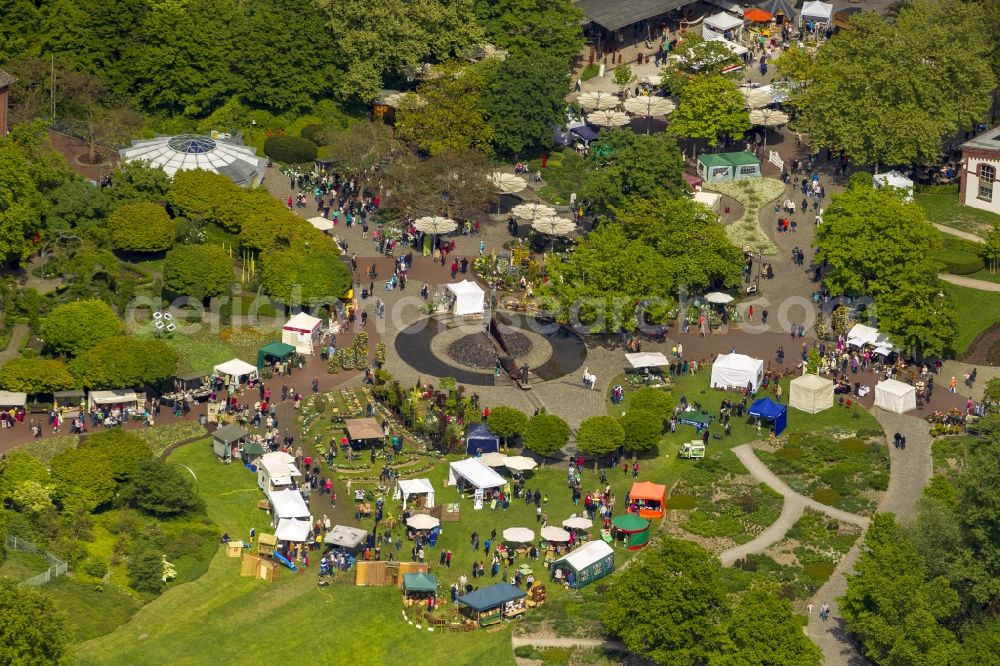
[938,273,1000,292]
[511,636,627,652]
[0,323,28,365]
[933,223,983,243]
[719,444,869,566]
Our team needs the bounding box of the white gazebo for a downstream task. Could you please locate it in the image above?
[448,458,506,491]
[874,379,917,414]
[693,190,722,214]
[710,353,765,391]
[87,389,141,412]
[267,489,310,524]
[282,312,323,355]
[789,374,835,414]
[119,134,267,187]
[801,0,833,23]
[703,11,744,39]
[625,352,670,369]
[307,216,334,232]
[873,171,914,201]
[275,517,311,543]
[213,358,258,385]
[394,478,436,509]
[445,280,485,316]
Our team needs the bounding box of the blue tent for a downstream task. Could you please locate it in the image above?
[466,423,500,455]
[457,583,525,612]
[749,397,788,435]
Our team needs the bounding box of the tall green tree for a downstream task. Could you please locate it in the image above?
[0,579,70,665]
[167,170,248,233]
[669,74,750,148]
[522,412,570,457]
[604,538,727,665]
[473,0,584,62]
[396,62,494,156]
[43,299,123,356]
[661,34,742,94]
[70,336,178,389]
[314,121,395,202]
[105,160,172,205]
[776,0,995,169]
[162,244,234,299]
[575,415,625,458]
[958,442,1000,610]
[875,275,957,358]
[580,131,684,213]
[841,513,961,665]
[0,451,50,504]
[711,587,821,665]
[119,459,203,517]
[261,248,352,306]
[486,406,528,446]
[982,225,1000,274]
[0,140,46,264]
[0,357,78,394]
[108,201,176,253]
[80,430,152,483]
[484,50,569,156]
[619,409,663,452]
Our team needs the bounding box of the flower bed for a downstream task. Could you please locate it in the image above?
[134,422,209,458]
[17,434,80,465]
[707,178,784,254]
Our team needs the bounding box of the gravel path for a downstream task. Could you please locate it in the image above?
[511,636,627,651]
[0,323,28,365]
[938,273,1000,292]
[933,223,983,243]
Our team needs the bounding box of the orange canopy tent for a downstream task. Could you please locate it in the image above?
[744,8,773,22]
[629,482,667,519]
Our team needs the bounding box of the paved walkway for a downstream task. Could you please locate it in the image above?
[933,223,983,243]
[0,323,28,365]
[719,444,869,566]
[939,273,1000,292]
[511,636,626,651]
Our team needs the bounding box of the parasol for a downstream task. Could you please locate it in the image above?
[490,172,527,194]
[510,202,556,222]
[623,95,676,134]
[502,527,535,543]
[741,87,773,109]
[540,526,571,542]
[406,514,440,530]
[531,215,576,252]
[414,216,458,235]
[748,108,790,150]
[562,515,594,530]
[503,455,538,472]
[480,452,507,467]
[577,91,620,111]
[704,292,735,304]
[586,110,631,128]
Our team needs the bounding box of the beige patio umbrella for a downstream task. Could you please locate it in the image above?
[577,91,620,111]
[414,216,458,235]
[540,526,571,542]
[741,87,773,109]
[623,95,676,134]
[490,172,527,194]
[531,215,576,252]
[406,514,440,530]
[503,455,537,472]
[480,451,507,467]
[749,108,790,150]
[510,202,556,222]
[502,527,535,543]
[586,110,631,128]
[561,515,593,530]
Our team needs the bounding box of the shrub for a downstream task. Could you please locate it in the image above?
[580,64,600,81]
[83,557,109,578]
[108,202,175,253]
[264,135,318,164]
[932,248,984,275]
[802,561,835,582]
[664,494,696,510]
[812,488,842,505]
[300,124,336,144]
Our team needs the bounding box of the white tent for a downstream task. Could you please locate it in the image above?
[801,0,833,23]
[307,216,334,232]
[87,389,141,411]
[0,390,28,406]
[693,191,722,214]
[703,12,744,38]
[275,517,311,542]
[555,540,614,571]
[625,352,670,368]
[847,323,880,348]
[710,353,764,390]
[213,358,258,384]
[789,374,834,414]
[705,34,748,57]
[874,379,917,414]
[873,170,914,201]
[267,489,310,520]
[394,478,436,509]
[325,525,368,549]
[282,312,322,355]
[448,458,506,490]
[445,280,485,316]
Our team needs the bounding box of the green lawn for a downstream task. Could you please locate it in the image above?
[962,268,1000,285]
[0,549,51,581]
[942,282,1000,355]
[41,578,141,644]
[916,192,999,237]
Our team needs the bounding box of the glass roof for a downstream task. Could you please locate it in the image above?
[167,134,218,154]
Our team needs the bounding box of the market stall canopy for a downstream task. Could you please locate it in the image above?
[577,91,620,111]
[576,0,692,32]
[88,389,141,410]
[259,451,302,487]
[284,312,322,334]
[743,8,772,22]
[214,358,258,380]
[308,216,333,232]
[801,0,833,22]
[846,323,880,347]
[257,341,295,369]
[275,517,311,542]
[445,280,485,317]
[705,34,748,57]
[243,441,265,456]
[456,583,525,611]
[571,125,599,142]
[0,390,27,406]
[540,526,571,542]
[406,514,440,530]
[282,312,322,355]
[502,527,535,543]
[345,417,385,441]
[490,172,527,194]
[268,489,310,520]
[748,397,788,435]
[625,352,669,368]
[789,373,834,414]
[693,190,722,213]
[874,379,917,414]
[562,515,594,530]
[873,170,914,201]
[710,353,765,390]
[395,478,435,508]
[630,481,666,504]
[555,540,613,570]
[414,216,458,235]
[759,0,797,20]
[448,458,506,489]
[403,572,438,593]
[325,525,368,549]
[212,424,248,445]
[704,11,744,33]
[503,456,538,472]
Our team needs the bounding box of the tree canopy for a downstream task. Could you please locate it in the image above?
[484,51,569,156]
[619,409,663,452]
[167,170,250,233]
[712,588,821,666]
[42,299,123,356]
[119,459,203,517]
[581,131,685,213]
[0,579,70,665]
[473,0,584,63]
[486,406,528,443]
[70,336,178,389]
[669,74,750,148]
[0,357,78,394]
[261,248,352,306]
[522,412,570,457]
[396,63,494,156]
[162,244,234,300]
[776,0,995,168]
[575,415,625,457]
[0,139,46,264]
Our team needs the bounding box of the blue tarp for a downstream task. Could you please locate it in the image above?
[457,583,526,611]
[572,125,599,141]
[466,423,500,455]
[749,397,788,435]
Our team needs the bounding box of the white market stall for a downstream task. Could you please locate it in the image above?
[872,170,914,201]
[308,216,334,232]
[325,525,368,551]
[257,451,302,492]
[693,190,723,214]
[800,0,833,24]
[625,352,670,369]
[445,280,485,316]
[394,478,436,509]
[703,11,744,39]
[275,517,311,543]
[0,390,27,408]
[267,488,310,523]
[846,324,895,353]
[213,358,259,385]
[282,312,323,355]
[710,353,765,391]
[789,374,835,414]
[448,458,506,491]
[873,379,917,414]
[87,389,142,412]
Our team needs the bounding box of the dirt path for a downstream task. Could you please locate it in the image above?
[511,636,627,651]
[0,323,28,365]
[938,273,1000,292]
[933,223,983,243]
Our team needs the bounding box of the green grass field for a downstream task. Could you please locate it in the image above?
[916,192,999,237]
[942,282,1000,355]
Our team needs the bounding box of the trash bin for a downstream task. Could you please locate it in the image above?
[199,414,207,426]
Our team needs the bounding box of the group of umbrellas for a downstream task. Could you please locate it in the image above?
[478,452,539,471]
[577,91,676,133]
[498,514,595,544]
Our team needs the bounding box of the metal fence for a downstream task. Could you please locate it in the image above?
[5,535,69,587]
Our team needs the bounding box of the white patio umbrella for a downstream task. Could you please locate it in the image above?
[540,526,571,542]
[562,515,594,530]
[502,527,535,543]
[577,91,620,111]
[510,202,556,222]
[490,172,527,194]
[748,108,790,150]
[586,110,631,128]
[414,216,458,235]
[531,215,576,252]
[623,96,676,134]
[704,292,734,304]
[503,455,537,472]
[741,87,773,109]
[406,514,440,530]
[481,451,507,467]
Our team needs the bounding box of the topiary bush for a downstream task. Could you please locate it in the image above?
[264,135,318,164]
[933,248,984,275]
[300,124,335,144]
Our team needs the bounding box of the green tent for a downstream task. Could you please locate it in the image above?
[403,572,438,593]
[257,341,295,369]
[243,441,265,456]
[611,513,650,550]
